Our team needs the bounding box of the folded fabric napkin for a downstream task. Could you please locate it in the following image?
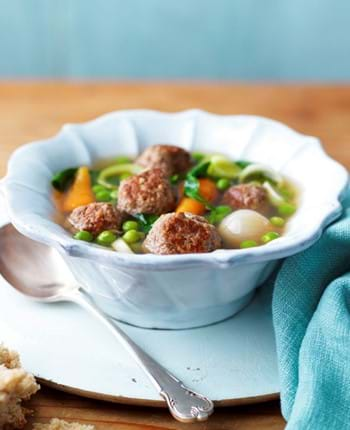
[273,186,350,429]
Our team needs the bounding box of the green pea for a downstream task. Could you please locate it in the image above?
[95,190,112,202]
[278,202,296,217]
[123,229,144,244]
[170,174,179,184]
[92,184,107,194]
[96,230,117,246]
[130,242,144,253]
[122,220,139,232]
[115,156,132,164]
[269,216,285,227]
[73,230,93,242]
[216,178,231,191]
[110,189,118,200]
[278,185,294,200]
[120,172,132,181]
[240,240,258,249]
[261,231,280,244]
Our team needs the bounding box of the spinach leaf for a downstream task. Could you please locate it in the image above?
[51,168,77,192]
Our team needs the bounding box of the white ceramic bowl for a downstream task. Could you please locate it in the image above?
[2,110,348,329]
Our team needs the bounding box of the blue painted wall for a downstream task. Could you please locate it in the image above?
[0,0,349,80]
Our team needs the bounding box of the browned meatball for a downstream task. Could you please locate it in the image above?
[117,168,176,215]
[136,144,192,176]
[222,184,268,212]
[68,202,124,235]
[143,212,222,255]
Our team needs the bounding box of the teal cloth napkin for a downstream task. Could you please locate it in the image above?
[272,186,350,429]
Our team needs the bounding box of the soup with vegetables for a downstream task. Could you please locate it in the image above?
[51,144,297,255]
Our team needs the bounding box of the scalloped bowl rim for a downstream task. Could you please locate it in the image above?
[2,109,349,271]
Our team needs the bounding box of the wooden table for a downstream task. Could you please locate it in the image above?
[1,83,349,429]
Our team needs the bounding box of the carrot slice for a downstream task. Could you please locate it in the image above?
[63,166,95,212]
[176,197,205,215]
[198,178,218,202]
[176,178,217,215]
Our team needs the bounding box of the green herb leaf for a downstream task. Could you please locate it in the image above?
[51,168,78,192]
[184,175,200,199]
[236,160,252,169]
[188,161,210,178]
[184,176,214,209]
[133,213,159,233]
[89,170,101,186]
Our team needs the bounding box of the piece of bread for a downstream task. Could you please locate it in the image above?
[33,419,95,430]
[0,344,40,429]
[0,347,21,370]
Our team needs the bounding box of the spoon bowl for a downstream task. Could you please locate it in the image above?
[0,224,76,300]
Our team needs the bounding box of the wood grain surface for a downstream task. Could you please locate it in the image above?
[1,82,349,429]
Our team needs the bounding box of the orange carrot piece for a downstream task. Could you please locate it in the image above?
[63,166,95,212]
[176,197,205,215]
[198,178,218,202]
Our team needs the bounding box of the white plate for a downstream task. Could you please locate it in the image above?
[0,269,279,406]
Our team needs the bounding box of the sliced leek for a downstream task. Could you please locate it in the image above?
[207,155,242,179]
[97,164,143,189]
[239,163,283,186]
[263,181,285,206]
[111,238,134,253]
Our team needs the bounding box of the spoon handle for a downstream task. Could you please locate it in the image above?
[68,287,214,423]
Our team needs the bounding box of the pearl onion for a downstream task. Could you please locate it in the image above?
[218,209,270,248]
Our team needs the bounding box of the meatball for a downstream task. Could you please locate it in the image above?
[143,212,222,255]
[68,202,124,235]
[117,168,176,215]
[222,184,268,212]
[136,144,192,176]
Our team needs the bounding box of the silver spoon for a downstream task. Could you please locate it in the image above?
[0,223,214,423]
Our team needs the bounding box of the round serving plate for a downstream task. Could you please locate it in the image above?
[0,268,279,406]
[0,278,279,406]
